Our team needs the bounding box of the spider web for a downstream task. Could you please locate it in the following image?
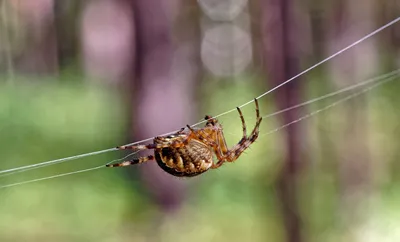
[0,16,399,189]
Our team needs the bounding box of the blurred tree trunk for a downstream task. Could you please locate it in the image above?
[131,0,199,220]
[11,0,59,74]
[81,0,135,85]
[308,0,325,63]
[327,0,377,235]
[378,0,400,69]
[54,0,80,68]
[261,0,305,242]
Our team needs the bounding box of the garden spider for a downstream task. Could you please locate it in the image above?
[106,98,262,177]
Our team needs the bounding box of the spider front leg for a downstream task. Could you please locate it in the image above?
[224,98,262,162]
[211,106,248,169]
[212,98,262,168]
[210,129,229,169]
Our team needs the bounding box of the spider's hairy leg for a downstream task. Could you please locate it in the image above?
[214,98,262,165]
[210,129,230,168]
[249,98,262,142]
[117,143,157,150]
[186,125,217,146]
[236,106,247,138]
[228,99,262,161]
[106,155,155,167]
[117,142,184,150]
[212,102,250,168]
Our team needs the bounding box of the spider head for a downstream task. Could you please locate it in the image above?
[204,115,218,126]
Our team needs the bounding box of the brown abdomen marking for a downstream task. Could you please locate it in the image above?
[155,140,213,177]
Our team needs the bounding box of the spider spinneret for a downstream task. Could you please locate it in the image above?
[106,98,262,177]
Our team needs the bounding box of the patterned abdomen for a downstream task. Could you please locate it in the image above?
[155,139,213,177]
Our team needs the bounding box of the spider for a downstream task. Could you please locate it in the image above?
[106,98,262,177]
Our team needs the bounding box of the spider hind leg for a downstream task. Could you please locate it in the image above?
[106,155,155,167]
[117,143,157,150]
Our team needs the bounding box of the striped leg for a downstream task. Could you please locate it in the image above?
[117,141,185,151]
[236,106,247,138]
[212,103,249,168]
[186,125,217,146]
[213,98,262,166]
[225,98,262,161]
[117,143,158,150]
[106,155,155,167]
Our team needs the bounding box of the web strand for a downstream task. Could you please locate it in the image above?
[0,148,116,176]
[261,74,397,136]
[0,152,140,189]
[0,166,105,189]
[261,69,400,119]
[0,16,399,178]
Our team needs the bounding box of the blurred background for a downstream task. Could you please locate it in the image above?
[0,0,400,242]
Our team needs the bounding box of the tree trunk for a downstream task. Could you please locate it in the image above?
[54,0,80,68]
[261,0,305,242]
[327,0,377,235]
[10,0,58,75]
[81,0,135,85]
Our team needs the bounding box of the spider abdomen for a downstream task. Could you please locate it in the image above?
[154,139,213,177]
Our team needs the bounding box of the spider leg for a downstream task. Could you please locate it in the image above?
[247,98,262,143]
[177,127,185,134]
[118,129,192,151]
[106,155,155,167]
[186,125,217,146]
[117,141,186,150]
[217,98,262,163]
[236,106,247,138]
[117,143,157,150]
[212,103,249,167]
[210,129,230,168]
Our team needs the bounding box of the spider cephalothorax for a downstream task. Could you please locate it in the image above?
[106,99,262,177]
